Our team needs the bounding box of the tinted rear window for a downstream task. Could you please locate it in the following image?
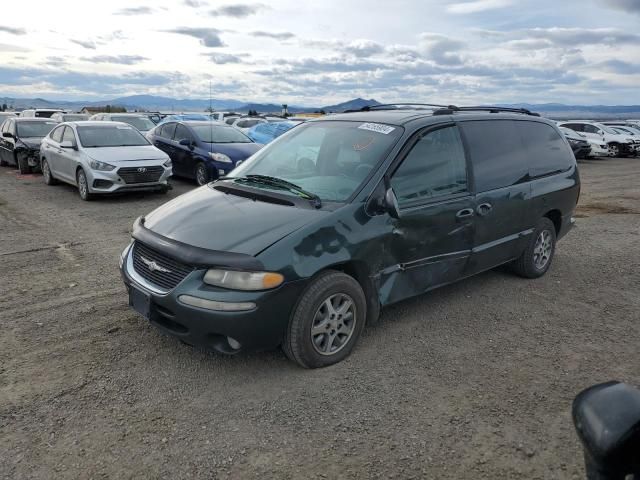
[514,121,573,178]
[460,120,528,192]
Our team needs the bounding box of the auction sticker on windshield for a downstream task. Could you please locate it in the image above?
[358,123,395,135]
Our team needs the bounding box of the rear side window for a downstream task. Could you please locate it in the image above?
[391,125,468,206]
[460,120,528,192]
[514,121,573,178]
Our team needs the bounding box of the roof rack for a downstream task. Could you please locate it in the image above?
[433,105,540,117]
[346,103,454,113]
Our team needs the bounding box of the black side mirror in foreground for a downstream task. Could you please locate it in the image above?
[384,187,401,219]
[573,381,640,480]
[178,138,193,148]
[2,132,12,138]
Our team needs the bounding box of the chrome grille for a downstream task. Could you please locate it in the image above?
[118,166,164,184]
[132,241,193,291]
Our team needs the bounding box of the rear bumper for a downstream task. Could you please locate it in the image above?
[558,213,575,241]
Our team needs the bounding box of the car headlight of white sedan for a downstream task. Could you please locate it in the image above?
[89,159,116,171]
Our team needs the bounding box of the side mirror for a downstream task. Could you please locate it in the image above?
[2,132,13,138]
[598,130,604,136]
[573,381,640,479]
[384,188,401,219]
[178,138,194,149]
[60,140,76,150]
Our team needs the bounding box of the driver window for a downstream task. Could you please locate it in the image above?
[391,126,468,207]
[62,127,76,144]
[174,124,192,142]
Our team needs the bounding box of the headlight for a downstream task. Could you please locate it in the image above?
[163,158,172,168]
[203,269,284,291]
[209,152,231,163]
[89,159,115,171]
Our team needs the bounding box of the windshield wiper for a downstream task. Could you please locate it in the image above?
[226,174,322,208]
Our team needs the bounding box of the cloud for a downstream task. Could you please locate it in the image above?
[0,43,29,52]
[447,0,513,14]
[0,66,183,91]
[419,34,466,66]
[45,56,68,67]
[208,3,266,17]
[184,0,206,6]
[70,39,96,49]
[249,31,295,40]
[262,56,388,75]
[0,26,26,35]
[522,27,640,46]
[80,55,148,65]
[600,0,640,14]
[204,53,250,64]
[343,39,385,57]
[600,59,640,74]
[165,27,225,47]
[115,6,154,15]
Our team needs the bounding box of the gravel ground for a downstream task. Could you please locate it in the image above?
[1,157,639,479]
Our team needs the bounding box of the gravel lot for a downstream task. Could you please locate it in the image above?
[1,157,639,479]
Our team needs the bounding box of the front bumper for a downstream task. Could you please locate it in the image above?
[87,160,172,194]
[120,243,307,353]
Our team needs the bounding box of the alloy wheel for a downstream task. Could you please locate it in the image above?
[310,293,357,356]
[78,171,88,199]
[196,165,208,186]
[42,161,50,182]
[533,229,552,270]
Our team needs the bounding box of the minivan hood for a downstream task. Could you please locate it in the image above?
[83,144,167,162]
[143,185,326,255]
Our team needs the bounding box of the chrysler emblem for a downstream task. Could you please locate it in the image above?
[137,167,147,173]
[140,256,170,273]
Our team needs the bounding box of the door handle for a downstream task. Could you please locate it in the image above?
[456,208,475,219]
[476,203,493,216]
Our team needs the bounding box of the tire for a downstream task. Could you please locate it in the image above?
[608,143,620,158]
[283,270,367,368]
[17,153,31,174]
[511,218,556,279]
[41,158,57,185]
[76,168,93,201]
[195,162,210,186]
[0,155,7,167]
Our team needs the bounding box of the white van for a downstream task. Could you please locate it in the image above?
[20,108,65,119]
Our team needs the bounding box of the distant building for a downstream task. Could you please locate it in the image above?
[80,105,126,114]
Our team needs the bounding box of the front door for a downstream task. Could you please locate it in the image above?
[379,124,475,305]
[172,124,196,178]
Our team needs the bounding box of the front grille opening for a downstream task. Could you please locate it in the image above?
[132,241,194,291]
[118,166,164,184]
[151,313,188,334]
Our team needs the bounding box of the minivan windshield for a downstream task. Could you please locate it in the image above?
[112,116,155,131]
[229,121,403,202]
[191,124,252,143]
[16,121,57,138]
[77,125,150,148]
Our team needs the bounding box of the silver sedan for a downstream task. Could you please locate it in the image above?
[40,121,172,201]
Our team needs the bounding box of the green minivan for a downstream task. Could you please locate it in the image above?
[120,105,580,368]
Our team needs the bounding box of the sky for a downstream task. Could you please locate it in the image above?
[0,0,639,106]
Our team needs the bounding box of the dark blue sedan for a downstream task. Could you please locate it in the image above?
[147,121,262,185]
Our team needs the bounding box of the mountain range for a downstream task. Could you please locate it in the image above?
[1,95,639,118]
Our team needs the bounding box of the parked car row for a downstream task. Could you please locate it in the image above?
[558,120,640,158]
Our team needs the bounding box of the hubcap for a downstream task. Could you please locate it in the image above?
[78,172,87,197]
[311,293,356,356]
[196,166,207,185]
[533,229,552,270]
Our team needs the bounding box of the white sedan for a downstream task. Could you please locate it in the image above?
[40,121,172,201]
